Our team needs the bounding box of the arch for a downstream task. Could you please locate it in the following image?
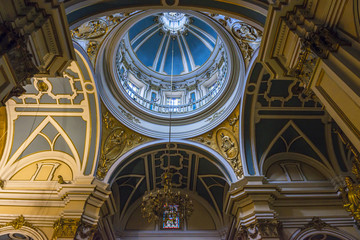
[0,226,47,240]
[291,227,358,240]
[259,120,333,174]
[65,1,267,30]
[2,151,79,180]
[120,189,223,232]
[105,139,238,185]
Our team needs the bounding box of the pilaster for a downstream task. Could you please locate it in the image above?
[225,176,282,239]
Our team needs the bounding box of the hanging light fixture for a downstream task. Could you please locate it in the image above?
[141,25,193,228]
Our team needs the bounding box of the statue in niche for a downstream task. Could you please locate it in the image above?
[220,133,235,159]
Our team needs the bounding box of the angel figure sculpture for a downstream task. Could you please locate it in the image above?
[341,177,360,220]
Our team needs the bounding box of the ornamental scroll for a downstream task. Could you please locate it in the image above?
[96,105,153,180]
[190,105,243,178]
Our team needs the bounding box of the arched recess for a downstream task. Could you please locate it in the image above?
[0,44,101,178]
[3,152,77,182]
[0,226,47,240]
[105,139,237,184]
[291,228,358,240]
[105,140,236,239]
[262,152,336,183]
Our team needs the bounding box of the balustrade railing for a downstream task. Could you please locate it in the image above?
[116,56,228,114]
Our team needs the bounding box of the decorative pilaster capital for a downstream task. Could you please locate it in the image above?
[235,219,282,240]
[75,221,98,240]
[52,218,81,239]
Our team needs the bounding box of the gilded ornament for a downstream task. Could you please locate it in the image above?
[190,106,243,178]
[97,109,152,180]
[52,218,80,239]
[231,22,260,42]
[205,13,262,65]
[0,179,4,189]
[217,129,238,160]
[87,41,99,58]
[36,80,48,92]
[72,19,108,40]
[228,114,239,132]
[300,217,332,231]
[340,177,360,220]
[57,175,68,184]
[6,215,33,230]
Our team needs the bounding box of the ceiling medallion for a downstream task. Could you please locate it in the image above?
[141,41,193,227]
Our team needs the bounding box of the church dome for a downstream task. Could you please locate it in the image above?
[97,10,245,138]
[128,12,218,76]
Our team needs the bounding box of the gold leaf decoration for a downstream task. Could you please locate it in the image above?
[96,104,153,180]
[5,215,33,230]
[190,105,243,178]
[53,218,80,239]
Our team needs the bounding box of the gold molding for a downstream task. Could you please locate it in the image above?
[0,107,6,162]
[189,105,243,178]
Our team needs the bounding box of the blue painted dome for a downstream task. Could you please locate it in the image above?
[128,12,218,75]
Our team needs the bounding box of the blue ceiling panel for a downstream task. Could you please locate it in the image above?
[185,32,211,67]
[136,30,162,67]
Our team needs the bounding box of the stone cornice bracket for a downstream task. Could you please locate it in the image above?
[225,177,281,228]
[0,0,75,105]
[302,27,350,59]
[80,179,112,225]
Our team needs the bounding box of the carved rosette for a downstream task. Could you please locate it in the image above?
[97,106,153,180]
[190,105,243,178]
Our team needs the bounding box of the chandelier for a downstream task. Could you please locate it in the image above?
[141,34,193,228]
